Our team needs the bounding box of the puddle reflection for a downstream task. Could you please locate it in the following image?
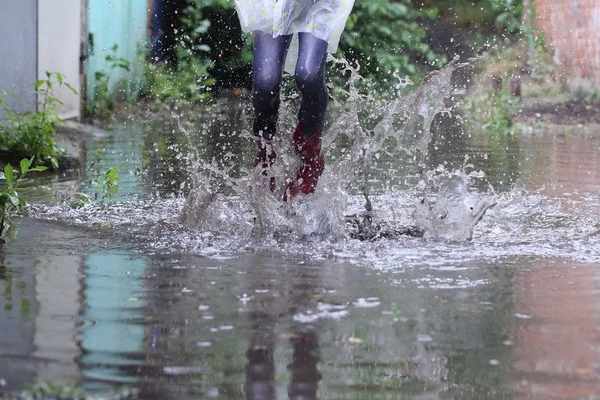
[243,258,322,400]
[79,253,147,385]
[0,223,519,399]
[509,261,600,399]
[1,118,600,399]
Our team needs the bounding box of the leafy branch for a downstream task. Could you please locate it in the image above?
[0,158,47,240]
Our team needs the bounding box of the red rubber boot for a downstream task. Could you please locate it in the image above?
[284,124,325,201]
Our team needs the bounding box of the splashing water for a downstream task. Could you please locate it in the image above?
[414,161,497,241]
[177,56,493,242]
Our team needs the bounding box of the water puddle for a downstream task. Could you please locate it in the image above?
[2,59,600,398]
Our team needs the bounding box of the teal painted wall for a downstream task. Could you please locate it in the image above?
[86,0,149,103]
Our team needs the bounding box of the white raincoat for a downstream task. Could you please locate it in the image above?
[234,0,355,73]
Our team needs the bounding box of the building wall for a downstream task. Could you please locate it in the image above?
[0,0,81,119]
[0,0,38,114]
[86,0,148,104]
[531,0,600,88]
[38,0,82,120]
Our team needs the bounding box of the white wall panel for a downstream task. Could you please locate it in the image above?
[38,0,82,119]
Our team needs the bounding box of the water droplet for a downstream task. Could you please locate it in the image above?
[514,313,532,319]
[417,334,433,342]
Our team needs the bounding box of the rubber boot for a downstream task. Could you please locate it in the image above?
[253,121,277,192]
[245,348,276,399]
[284,123,325,201]
[288,331,321,400]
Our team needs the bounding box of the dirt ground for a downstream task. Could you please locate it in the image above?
[513,99,600,125]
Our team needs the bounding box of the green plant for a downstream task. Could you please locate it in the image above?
[55,166,119,208]
[141,47,216,107]
[463,52,521,136]
[338,0,443,92]
[0,72,77,168]
[182,0,251,86]
[68,192,95,208]
[139,0,225,107]
[574,87,600,103]
[95,166,119,201]
[491,0,523,33]
[467,88,518,134]
[20,381,83,399]
[0,158,47,240]
[56,166,119,208]
[9,380,138,400]
[87,44,133,120]
[463,4,562,135]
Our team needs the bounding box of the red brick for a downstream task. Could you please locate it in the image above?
[531,0,600,88]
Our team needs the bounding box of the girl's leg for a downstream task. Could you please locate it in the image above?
[285,33,329,200]
[295,32,329,139]
[253,32,293,140]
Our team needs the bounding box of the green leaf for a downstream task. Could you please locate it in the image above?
[70,192,94,208]
[8,193,20,207]
[34,80,45,90]
[20,158,31,176]
[30,166,48,172]
[4,165,14,188]
[2,90,17,98]
[105,166,119,180]
[64,83,78,94]
[49,97,64,106]
[422,8,439,20]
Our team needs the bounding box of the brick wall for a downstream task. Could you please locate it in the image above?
[530,0,600,89]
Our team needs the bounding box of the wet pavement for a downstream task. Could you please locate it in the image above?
[1,107,600,399]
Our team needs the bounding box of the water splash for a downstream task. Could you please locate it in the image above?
[177,56,494,242]
[414,161,497,241]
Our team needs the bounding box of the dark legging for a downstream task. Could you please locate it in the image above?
[252,31,329,141]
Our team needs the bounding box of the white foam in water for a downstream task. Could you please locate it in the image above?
[163,366,209,375]
[353,298,381,308]
[414,161,497,241]
[293,303,349,323]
